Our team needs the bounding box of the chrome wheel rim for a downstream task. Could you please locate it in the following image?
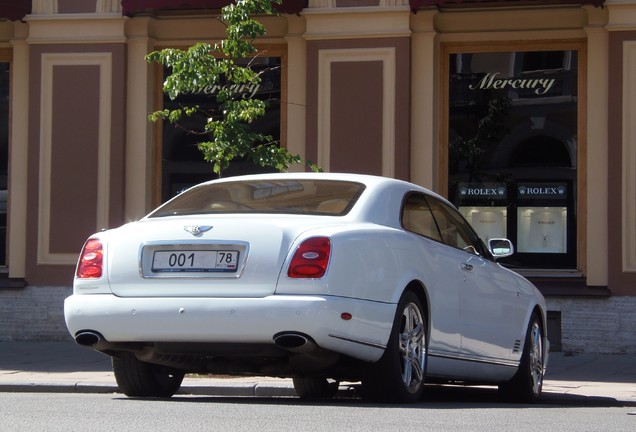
[528,322,544,396]
[399,302,426,393]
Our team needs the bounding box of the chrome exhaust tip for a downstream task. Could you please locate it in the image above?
[273,332,316,353]
[74,331,103,347]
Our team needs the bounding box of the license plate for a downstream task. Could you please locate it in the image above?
[152,250,239,273]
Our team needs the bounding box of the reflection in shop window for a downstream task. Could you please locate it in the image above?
[160,57,282,202]
[521,51,569,73]
[448,50,578,270]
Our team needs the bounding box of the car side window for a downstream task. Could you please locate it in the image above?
[425,196,483,255]
[401,194,443,242]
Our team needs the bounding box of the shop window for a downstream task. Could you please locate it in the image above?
[521,51,566,73]
[447,49,579,270]
[159,56,282,202]
[511,136,572,167]
[0,63,8,266]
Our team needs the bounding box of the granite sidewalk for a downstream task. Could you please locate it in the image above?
[1,341,635,405]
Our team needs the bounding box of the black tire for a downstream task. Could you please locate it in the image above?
[112,353,185,398]
[499,314,545,403]
[362,290,428,403]
[293,377,339,399]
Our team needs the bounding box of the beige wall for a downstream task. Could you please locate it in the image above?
[306,38,411,179]
[304,7,411,179]
[24,40,126,285]
[6,22,28,279]
[3,13,128,284]
[606,1,636,295]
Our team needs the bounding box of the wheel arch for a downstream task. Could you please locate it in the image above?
[531,303,550,364]
[532,304,547,332]
[403,279,431,342]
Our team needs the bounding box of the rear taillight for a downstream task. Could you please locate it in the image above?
[76,238,104,279]
[288,237,331,279]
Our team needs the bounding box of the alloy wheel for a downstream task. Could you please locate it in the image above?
[399,301,427,392]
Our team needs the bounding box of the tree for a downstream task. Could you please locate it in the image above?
[146,0,315,176]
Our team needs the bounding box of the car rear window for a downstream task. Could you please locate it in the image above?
[148,180,366,217]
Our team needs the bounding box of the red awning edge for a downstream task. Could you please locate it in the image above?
[409,0,605,10]
[0,0,31,22]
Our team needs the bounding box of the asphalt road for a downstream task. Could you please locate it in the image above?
[2,392,635,432]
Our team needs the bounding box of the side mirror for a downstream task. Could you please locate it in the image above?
[488,238,514,259]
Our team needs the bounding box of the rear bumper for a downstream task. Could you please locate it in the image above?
[64,294,394,362]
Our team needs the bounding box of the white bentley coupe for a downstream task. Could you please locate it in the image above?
[64,173,548,403]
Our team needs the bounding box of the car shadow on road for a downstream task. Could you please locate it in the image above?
[417,383,632,408]
[132,384,635,409]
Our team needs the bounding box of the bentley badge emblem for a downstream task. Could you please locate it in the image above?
[184,225,213,236]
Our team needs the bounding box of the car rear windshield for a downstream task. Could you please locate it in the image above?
[148,179,366,217]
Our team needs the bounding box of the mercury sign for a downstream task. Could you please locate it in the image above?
[194,83,261,99]
[469,72,557,95]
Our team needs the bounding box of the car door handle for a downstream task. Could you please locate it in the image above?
[460,262,473,272]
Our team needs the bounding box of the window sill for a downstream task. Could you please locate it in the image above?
[0,275,26,289]
[527,277,610,297]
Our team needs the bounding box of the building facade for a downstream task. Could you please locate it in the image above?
[0,0,635,353]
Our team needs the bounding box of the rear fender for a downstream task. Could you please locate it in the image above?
[275,226,417,304]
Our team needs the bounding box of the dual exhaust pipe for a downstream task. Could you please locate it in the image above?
[76,330,317,353]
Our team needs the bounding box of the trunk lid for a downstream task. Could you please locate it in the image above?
[104,215,333,298]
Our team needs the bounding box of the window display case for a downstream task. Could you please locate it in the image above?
[512,182,576,268]
[517,206,567,253]
[453,180,576,269]
[460,206,507,243]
